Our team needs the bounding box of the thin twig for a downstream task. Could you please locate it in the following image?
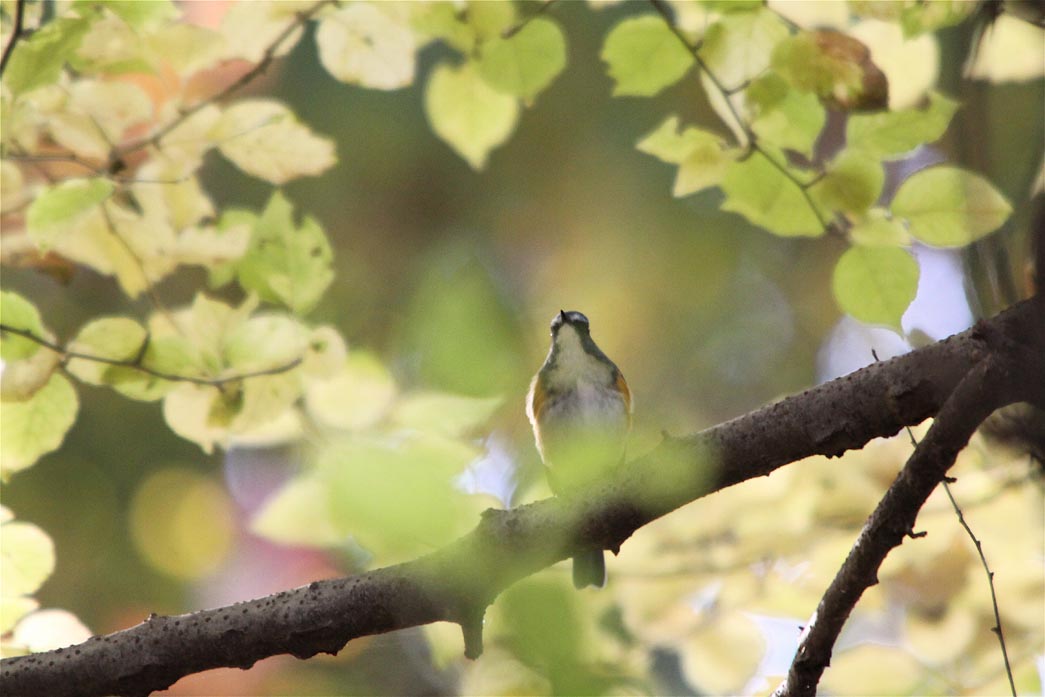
[113,0,335,163]
[0,324,304,387]
[0,0,27,76]
[877,348,1015,697]
[646,0,830,233]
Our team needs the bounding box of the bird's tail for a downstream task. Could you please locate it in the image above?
[572,549,606,589]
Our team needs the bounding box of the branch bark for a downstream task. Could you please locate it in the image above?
[773,330,1040,697]
[1,296,1042,697]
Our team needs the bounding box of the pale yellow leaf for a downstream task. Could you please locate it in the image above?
[317,3,416,90]
[424,61,519,170]
[213,100,337,184]
[850,19,939,109]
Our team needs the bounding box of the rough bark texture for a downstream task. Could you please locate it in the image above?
[1,296,1042,697]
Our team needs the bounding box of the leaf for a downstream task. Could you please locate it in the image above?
[1,347,61,402]
[832,246,918,330]
[305,352,397,430]
[65,317,148,385]
[477,18,567,101]
[601,15,694,97]
[466,0,517,40]
[636,116,733,196]
[219,0,303,63]
[322,434,476,557]
[849,208,910,247]
[147,23,227,76]
[0,520,54,596]
[746,74,826,157]
[846,92,958,158]
[424,61,519,170]
[235,191,334,315]
[26,179,114,250]
[71,13,151,75]
[721,152,824,237]
[698,9,789,90]
[250,472,345,547]
[213,100,337,184]
[771,30,888,111]
[811,148,884,216]
[2,14,95,94]
[0,373,79,478]
[316,3,417,90]
[850,18,939,110]
[87,0,180,29]
[890,167,1012,247]
[392,393,502,438]
[223,314,309,372]
[967,15,1045,83]
[0,292,45,361]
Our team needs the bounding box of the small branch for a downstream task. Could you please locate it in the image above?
[0,324,303,387]
[877,351,1017,696]
[773,310,1045,697]
[939,481,1017,695]
[0,0,26,76]
[2,297,1041,697]
[113,0,335,162]
[646,0,830,234]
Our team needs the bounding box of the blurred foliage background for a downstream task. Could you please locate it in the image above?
[1,0,1042,695]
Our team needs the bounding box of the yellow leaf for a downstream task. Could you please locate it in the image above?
[317,3,416,90]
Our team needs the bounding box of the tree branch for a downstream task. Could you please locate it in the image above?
[0,0,27,76]
[0,324,303,388]
[2,296,1042,697]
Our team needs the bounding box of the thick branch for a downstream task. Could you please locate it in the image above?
[1,297,1042,697]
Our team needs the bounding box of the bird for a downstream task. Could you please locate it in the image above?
[526,310,632,588]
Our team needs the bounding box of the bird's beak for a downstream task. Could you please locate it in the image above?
[558,309,567,323]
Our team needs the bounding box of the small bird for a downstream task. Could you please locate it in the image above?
[526,310,632,588]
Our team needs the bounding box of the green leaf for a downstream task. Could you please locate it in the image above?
[0,520,54,596]
[811,148,884,216]
[410,2,475,54]
[898,0,975,38]
[0,292,45,361]
[322,434,476,558]
[65,316,148,385]
[212,100,337,184]
[1,373,79,478]
[747,74,826,157]
[2,15,95,93]
[466,0,517,40]
[699,10,789,89]
[80,0,180,28]
[849,208,911,247]
[636,116,733,196]
[316,3,417,90]
[236,192,334,315]
[890,167,1012,247]
[846,92,958,158]
[223,314,309,372]
[250,472,345,547]
[26,179,114,250]
[305,352,397,431]
[721,152,823,237]
[1,347,61,402]
[424,61,519,170]
[832,246,918,330]
[601,15,694,97]
[477,17,566,101]
[392,393,502,438]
